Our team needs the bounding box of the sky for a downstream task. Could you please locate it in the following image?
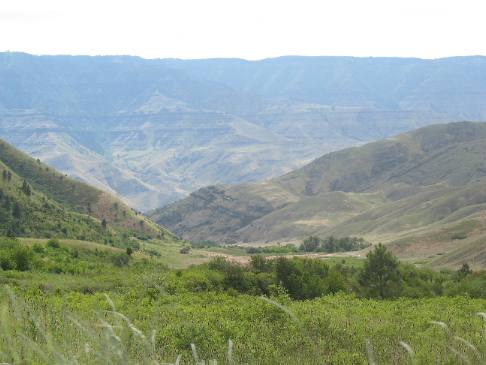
[0,0,485,60]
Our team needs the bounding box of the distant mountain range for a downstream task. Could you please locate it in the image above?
[1,53,486,210]
[0,138,169,243]
[150,122,486,267]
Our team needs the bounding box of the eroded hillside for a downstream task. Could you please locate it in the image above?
[151,122,486,263]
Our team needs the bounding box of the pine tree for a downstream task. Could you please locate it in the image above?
[21,180,31,196]
[12,202,21,219]
[359,244,403,298]
[457,262,472,279]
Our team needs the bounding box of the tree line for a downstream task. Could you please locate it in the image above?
[169,244,480,300]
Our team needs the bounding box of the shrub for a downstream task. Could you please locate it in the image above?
[451,232,467,240]
[179,246,191,254]
[0,244,33,271]
[0,254,14,270]
[111,253,130,267]
[145,249,161,257]
[12,247,33,271]
[46,239,60,249]
[32,244,45,253]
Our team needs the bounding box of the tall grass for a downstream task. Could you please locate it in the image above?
[0,287,233,364]
[2,287,486,364]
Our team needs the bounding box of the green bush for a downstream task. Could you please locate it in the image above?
[451,232,467,240]
[111,253,130,267]
[179,246,191,254]
[0,239,33,271]
[46,239,61,249]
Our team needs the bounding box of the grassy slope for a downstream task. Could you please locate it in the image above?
[0,139,175,242]
[151,122,486,265]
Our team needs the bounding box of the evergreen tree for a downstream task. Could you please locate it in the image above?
[457,262,472,279]
[21,180,31,196]
[12,202,21,219]
[359,244,403,298]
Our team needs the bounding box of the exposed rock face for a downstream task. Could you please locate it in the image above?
[1,53,486,210]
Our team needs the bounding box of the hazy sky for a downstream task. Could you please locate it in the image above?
[1,0,485,60]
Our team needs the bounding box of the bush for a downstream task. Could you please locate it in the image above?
[12,247,33,271]
[111,253,130,267]
[145,249,161,257]
[32,244,45,253]
[179,246,191,254]
[0,254,14,270]
[0,243,33,271]
[451,232,467,240]
[46,239,60,249]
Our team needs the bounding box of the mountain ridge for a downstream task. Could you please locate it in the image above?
[2,53,486,210]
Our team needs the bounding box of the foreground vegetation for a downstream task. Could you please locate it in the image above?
[2,237,486,364]
[4,289,486,364]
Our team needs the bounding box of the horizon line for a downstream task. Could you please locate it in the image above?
[2,50,486,62]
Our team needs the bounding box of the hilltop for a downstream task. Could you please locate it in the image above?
[2,53,486,209]
[0,139,172,245]
[150,122,486,266]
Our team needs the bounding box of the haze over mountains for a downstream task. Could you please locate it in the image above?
[151,122,486,266]
[1,53,486,210]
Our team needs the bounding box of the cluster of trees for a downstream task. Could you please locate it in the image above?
[300,236,371,253]
[170,244,482,300]
[246,244,298,255]
[190,240,220,249]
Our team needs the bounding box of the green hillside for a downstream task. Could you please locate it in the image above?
[151,122,486,264]
[0,139,173,244]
